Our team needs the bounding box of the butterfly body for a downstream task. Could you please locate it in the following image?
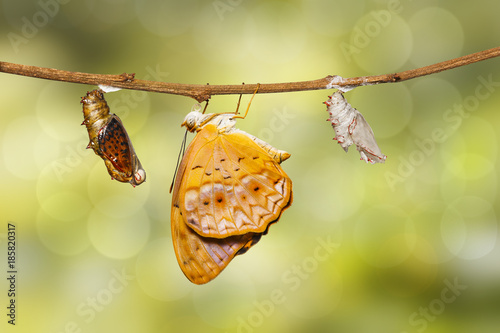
[81,89,146,186]
[171,110,292,284]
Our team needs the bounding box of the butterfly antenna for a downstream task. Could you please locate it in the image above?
[233,83,260,119]
[169,129,188,193]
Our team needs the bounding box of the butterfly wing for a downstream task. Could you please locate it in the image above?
[96,115,146,185]
[176,124,292,238]
[171,123,292,284]
[98,116,134,176]
[171,204,262,284]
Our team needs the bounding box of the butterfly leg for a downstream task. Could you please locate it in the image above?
[233,83,260,120]
[234,82,244,116]
[202,100,210,114]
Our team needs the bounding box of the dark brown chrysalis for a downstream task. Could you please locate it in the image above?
[81,89,146,187]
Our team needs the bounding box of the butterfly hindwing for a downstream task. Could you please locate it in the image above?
[171,204,261,284]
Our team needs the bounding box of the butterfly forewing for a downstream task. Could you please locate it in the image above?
[178,125,292,238]
[98,116,133,176]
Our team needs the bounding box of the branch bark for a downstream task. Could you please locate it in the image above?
[1,46,499,102]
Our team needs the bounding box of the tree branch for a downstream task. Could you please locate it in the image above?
[344,46,500,87]
[1,46,499,102]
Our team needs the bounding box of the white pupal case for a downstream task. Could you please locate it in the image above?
[325,91,387,164]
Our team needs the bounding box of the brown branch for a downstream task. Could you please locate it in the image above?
[1,46,499,102]
[345,46,500,87]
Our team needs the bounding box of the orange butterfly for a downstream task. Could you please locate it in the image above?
[81,89,146,187]
[171,107,293,284]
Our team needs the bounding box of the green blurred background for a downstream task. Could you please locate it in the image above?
[1,0,500,332]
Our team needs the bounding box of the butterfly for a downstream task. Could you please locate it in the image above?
[171,108,293,284]
[81,89,146,186]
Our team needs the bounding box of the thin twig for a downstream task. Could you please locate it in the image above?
[1,47,499,102]
[345,46,500,86]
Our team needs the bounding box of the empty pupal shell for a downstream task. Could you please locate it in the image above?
[324,91,387,164]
